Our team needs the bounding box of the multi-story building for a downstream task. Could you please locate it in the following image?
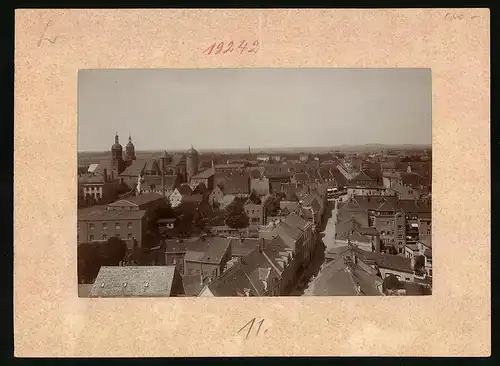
[77,192,166,248]
[244,192,267,226]
[78,169,120,204]
[190,168,215,191]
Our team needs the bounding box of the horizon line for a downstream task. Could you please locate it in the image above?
[77,143,432,154]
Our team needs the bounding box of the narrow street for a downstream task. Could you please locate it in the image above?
[288,200,339,296]
[322,200,340,252]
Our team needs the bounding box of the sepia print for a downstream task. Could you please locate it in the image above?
[77,68,432,298]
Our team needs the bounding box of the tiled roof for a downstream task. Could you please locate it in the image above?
[223,175,250,195]
[353,249,413,273]
[192,168,215,179]
[108,192,164,207]
[231,238,261,257]
[192,182,208,195]
[168,154,186,168]
[398,200,431,214]
[204,264,259,296]
[240,249,280,294]
[177,184,193,196]
[275,222,303,251]
[382,171,401,179]
[214,163,245,169]
[294,172,310,184]
[141,175,178,191]
[182,237,232,264]
[246,191,262,205]
[284,212,311,231]
[120,159,147,177]
[250,169,262,179]
[78,206,147,221]
[89,266,178,297]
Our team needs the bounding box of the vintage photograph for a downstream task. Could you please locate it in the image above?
[77,68,432,298]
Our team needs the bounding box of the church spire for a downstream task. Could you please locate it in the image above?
[128,133,132,143]
[115,133,119,144]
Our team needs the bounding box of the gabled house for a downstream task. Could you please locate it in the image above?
[244,191,266,226]
[169,184,194,208]
[208,185,224,207]
[198,240,282,297]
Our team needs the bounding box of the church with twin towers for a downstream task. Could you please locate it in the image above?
[107,132,201,191]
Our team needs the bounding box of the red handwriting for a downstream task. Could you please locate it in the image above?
[203,40,260,55]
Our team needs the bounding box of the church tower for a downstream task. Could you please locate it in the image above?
[186,145,199,182]
[111,133,124,178]
[125,134,136,162]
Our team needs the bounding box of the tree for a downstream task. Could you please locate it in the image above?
[77,243,101,284]
[98,237,128,266]
[264,195,281,216]
[414,255,426,276]
[224,200,250,229]
[382,274,404,294]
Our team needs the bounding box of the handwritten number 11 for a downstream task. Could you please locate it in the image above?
[237,318,266,339]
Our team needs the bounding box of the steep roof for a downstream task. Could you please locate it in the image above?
[168,154,186,168]
[176,184,193,196]
[90,266,179,297]
[223,175,250,195]
[192,168,215,179]
[192,182,208,195]
[203,263,259,296]
[245,191,262,205]
[120,159,147,177]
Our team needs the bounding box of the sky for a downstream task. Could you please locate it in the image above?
[78,68,431,152]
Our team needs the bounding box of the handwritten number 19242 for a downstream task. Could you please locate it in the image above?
[204,40,259,55]
[237,318,267,339]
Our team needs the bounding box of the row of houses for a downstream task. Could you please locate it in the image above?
[85,211,320,297]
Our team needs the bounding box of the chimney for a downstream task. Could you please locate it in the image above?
[103,169,108,182]
[261,238,266,251]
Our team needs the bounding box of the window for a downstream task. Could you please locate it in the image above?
[115,223,120,230]
[102,234,107,240]
[102,223,107,230]
[127,233,132,239]
[116,233,121,238]
[127,222,132,229]
[89,223,94,230]
[89,235,94,241]
[172,258,177,265]
[405,277,410,281]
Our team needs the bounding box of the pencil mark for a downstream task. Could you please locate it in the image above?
[37,20,58,47]
[236,318,268,340]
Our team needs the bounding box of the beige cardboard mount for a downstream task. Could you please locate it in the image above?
[14,9,490,357]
